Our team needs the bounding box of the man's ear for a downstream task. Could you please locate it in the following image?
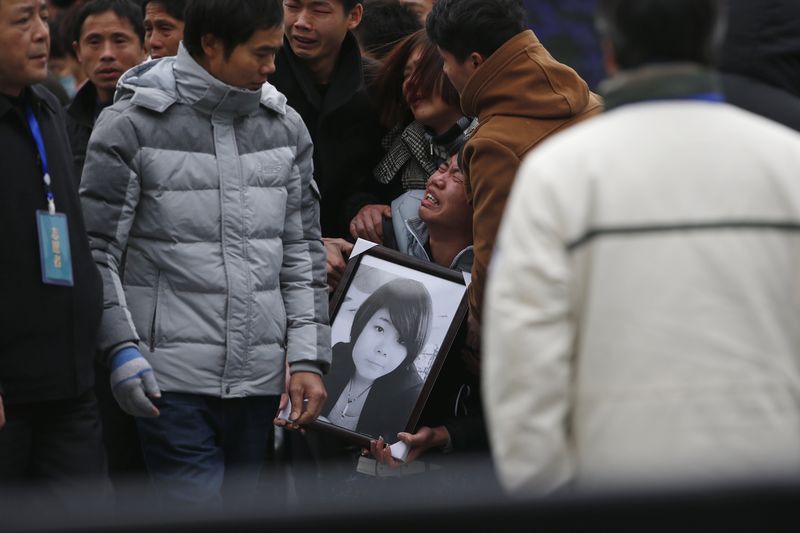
[346,3,364,31]
[468,52,485,69]
[72,41,83,64]
[200,34,222,61]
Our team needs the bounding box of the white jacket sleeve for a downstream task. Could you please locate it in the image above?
[482,155,576,496]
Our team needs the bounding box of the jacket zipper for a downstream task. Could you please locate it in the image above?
[149,270,160,352]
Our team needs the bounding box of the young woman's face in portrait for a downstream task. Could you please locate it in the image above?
[352,307,409,381]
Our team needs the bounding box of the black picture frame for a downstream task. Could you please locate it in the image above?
[306,244,469,449]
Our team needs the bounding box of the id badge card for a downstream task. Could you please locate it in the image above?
[36,210,74,286]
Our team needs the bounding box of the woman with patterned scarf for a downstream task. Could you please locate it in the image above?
[348,30,477,244]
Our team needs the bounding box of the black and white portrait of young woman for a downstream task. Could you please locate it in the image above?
[320,254,468,440]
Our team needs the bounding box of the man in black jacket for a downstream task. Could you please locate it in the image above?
[272,0,384,241]
[65,0,148,484]
[66,0,146,178]
[269,0,384,480]
[0,0,106,491]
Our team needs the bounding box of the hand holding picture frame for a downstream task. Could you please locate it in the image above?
[304,242,469,456]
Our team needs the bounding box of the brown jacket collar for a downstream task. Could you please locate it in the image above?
[460,30,591,121]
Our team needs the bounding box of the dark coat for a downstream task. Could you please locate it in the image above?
[322,342,422,439]
[0,85,103,405]
[417,332,488,453]
[720,0,800,132]
[271,32,385,238]
[721,74,800,133]
[65,80,100,179]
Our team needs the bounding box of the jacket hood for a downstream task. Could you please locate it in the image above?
[460,30,591,120]
[719,0,800,98]
[116,43,288,116]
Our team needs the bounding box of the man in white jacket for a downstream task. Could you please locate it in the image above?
[484,0,800,496]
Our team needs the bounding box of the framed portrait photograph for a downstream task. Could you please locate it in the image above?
[306,243,469,449]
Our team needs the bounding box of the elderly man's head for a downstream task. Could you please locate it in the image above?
[0,0,50,96]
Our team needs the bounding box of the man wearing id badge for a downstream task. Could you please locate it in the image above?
[0,0,107,492]
[80,0,330,509]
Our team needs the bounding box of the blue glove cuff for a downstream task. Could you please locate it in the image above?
[111,347,143,371]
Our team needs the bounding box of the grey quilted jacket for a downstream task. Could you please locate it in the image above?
[79,45,330,398]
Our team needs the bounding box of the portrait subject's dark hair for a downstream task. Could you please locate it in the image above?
[71,0,146,46]
[425,0,528,62]
[142,0,187,21]
[371,29,460,128]
[596,0,725,70]
[355,0,421,60]
[183,0,283,59]
[350,277,432,367]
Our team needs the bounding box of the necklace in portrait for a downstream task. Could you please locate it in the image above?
[341,380,372,417]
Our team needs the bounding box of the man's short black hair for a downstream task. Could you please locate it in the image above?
[341,0,361,12]
[183,0,283,59]
[355,0,421,60]
[291,0,361,14]
[425,0,527,62]
[71,0,146,46]
[142,0,187,21]
[596,0,725,70]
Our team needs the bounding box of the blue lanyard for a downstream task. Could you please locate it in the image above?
[25,104,56,215]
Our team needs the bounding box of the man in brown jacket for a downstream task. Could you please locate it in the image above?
[427,0,602,344]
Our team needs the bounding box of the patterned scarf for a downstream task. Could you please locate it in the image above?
[374,116,478,191]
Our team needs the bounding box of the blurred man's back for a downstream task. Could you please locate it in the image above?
[485,0,800,496]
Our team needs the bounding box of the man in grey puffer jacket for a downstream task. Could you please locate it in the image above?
[79,0,329,508]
